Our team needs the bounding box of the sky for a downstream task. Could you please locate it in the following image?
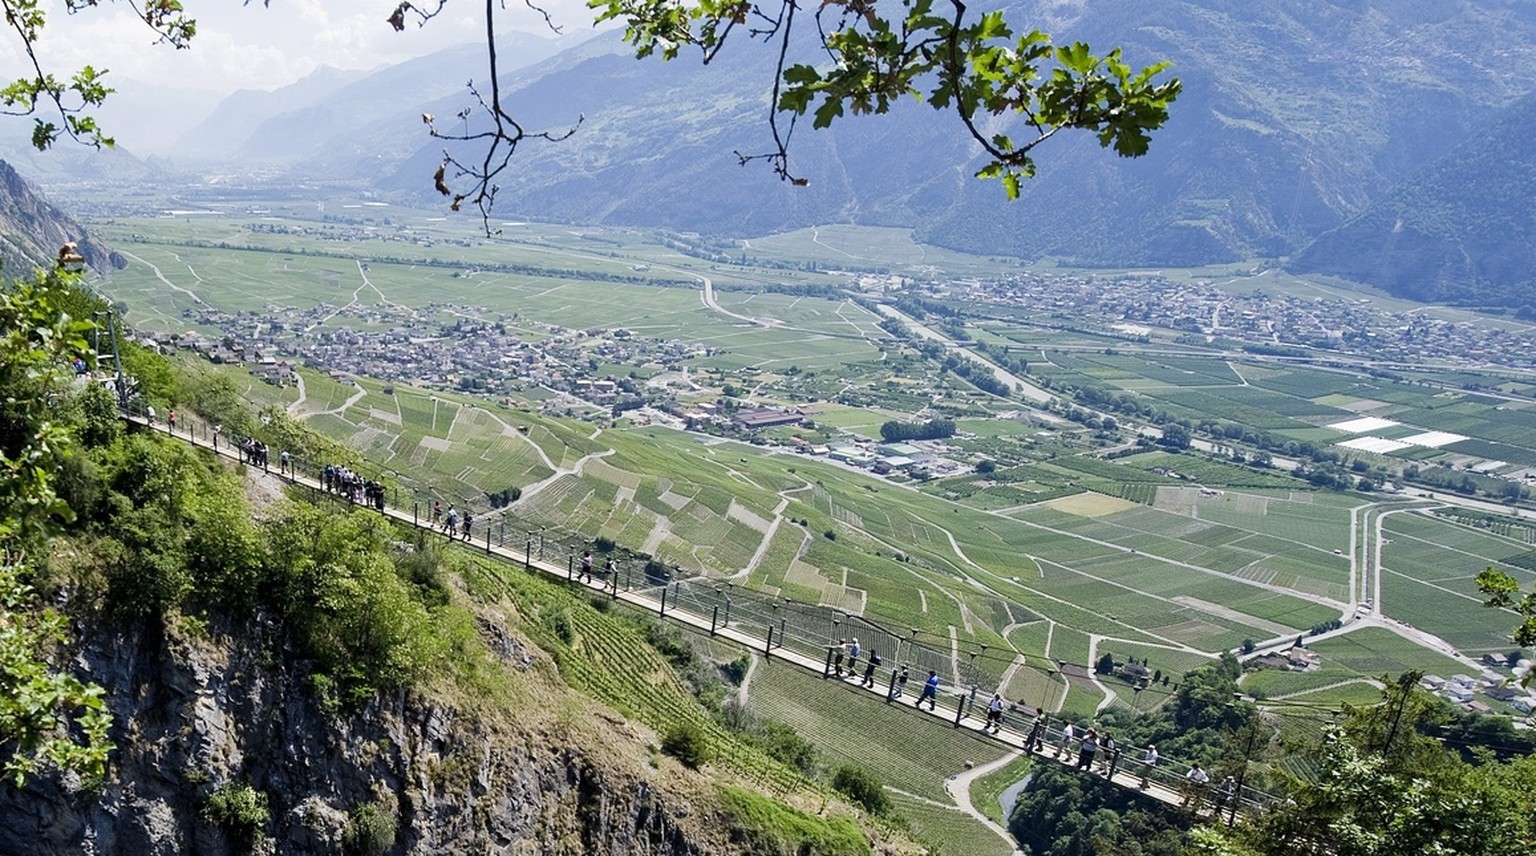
[0,0,595,95]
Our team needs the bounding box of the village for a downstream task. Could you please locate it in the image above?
[937,271,1536,370]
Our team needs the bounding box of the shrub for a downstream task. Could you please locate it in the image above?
[661,722,713,769]
[717,785,869,856]
[546,608,575,644]
[831,765,890,816]
[593,535,616,552]
[343,800,397,856]
[204,782,269,843]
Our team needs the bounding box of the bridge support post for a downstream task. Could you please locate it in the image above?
[886,668,898,703]
[953,693,967,728]
[823,646,835,678]
[764,626,774,658]
[710,605,719,636]
[659,587,668,617]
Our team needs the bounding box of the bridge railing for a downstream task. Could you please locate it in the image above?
[118,398,1280,817]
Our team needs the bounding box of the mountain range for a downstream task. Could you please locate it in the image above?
[8,1,1536,306]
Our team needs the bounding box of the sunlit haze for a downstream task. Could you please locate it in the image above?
[0,0,594,95]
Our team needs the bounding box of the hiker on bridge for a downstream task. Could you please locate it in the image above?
[845,638,860,678]
[1076,728,1100,770]
[860,651,881,687]
[168,409,176,430]
[462,511,473,540]
[1139,744,1160,789]
[1025,708,1047,752]
[985,693,1004,733]
[1097,732,1118,776]
[580,550,594,583]
[916,670,940,710]
[831,641,846,677]
[445,507,458,536]
[280,450,290,474]
[1183,763,1210,808]
[892,665,909,699]
[1056,721,1077,760]
[432,502,442,524]
[1214,775,1236,812]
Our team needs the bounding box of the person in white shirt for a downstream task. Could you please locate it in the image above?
[1140,744,1160,789]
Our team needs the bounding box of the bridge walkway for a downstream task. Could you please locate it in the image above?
[119,409,1261,820]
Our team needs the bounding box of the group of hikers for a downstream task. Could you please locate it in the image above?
[827,637,1239,812]
[324,463,386,511]
[430,501,475,540]
[238,437,272,469]
[576,549,618,584]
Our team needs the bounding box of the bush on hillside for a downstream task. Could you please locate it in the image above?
[661,722,713,769]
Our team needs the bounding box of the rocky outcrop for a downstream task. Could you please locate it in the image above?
[0,614,721,855]
[0,159,113,276]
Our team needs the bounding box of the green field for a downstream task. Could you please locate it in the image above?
[95,210,1535,760]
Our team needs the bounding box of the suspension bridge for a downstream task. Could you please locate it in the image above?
[117,403,1272,823]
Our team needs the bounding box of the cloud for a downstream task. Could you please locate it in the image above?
[0,0,589,94]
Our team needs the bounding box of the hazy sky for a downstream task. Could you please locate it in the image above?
[1,0,593,95]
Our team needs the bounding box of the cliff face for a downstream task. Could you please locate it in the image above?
[0,159,115,277]
[0,613,717,855]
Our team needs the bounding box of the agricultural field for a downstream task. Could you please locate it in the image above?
[745,660,1008,804]
[1379,511,1536,656]
[97,211,1535,783]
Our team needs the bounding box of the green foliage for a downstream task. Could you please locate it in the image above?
[1476,568,1536,686]
[204,782,269,844]
[546,607,575,644]
[593,0,1177,195]
[343,799,397,856]
[879,419,956,443]
[74,382,121,450]
[751,719,819,776]
[0,562,113,787]
[715,784,871,856]
[0,273,93,549]
[119,341,178,409]
[1007,763,1190,856]
[0,0,194,150]
[1221,724,1535,856]
[0,273,113,789]
[660,720,713,769]
[830,764,891,816]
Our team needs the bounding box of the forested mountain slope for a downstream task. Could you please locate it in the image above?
[1292,93,1536,309]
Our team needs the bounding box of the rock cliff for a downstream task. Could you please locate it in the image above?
[0,159,116,276]
[0,611,728,855]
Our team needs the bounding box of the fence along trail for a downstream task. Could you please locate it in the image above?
[119,405,1270,821]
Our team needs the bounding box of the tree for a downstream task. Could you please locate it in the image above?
[830,764,890,816]
[1159,423,1192,450]
[0,272,113,787]
[1476,567,1536,687]
[5,2,1178,231]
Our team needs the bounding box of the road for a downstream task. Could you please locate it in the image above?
[877,304,1053,404]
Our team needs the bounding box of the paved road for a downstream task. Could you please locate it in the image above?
[877,304,1053,404]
